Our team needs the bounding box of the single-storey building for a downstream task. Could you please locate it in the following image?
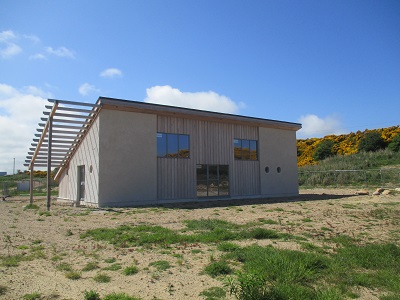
[26,97,301,207]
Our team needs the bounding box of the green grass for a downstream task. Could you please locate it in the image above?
[22,293,41,300]
[81,220,293,248]
[103,293,142,300]
[204,260,233,277]
[0,285,7,296]
[149,260,171,271]
[65,270,81,280]
[123,266,139,275]
[56,262,73,272]
[103,263,122,271]
[82,261,99,271]
[199,286,226,300]
[93,272,111,283]
[104,257,116,263]
[84,290,101,300]
[23,204,39,210]
[221,240,400,299]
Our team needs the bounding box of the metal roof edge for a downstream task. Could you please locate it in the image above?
[98,96,302,131]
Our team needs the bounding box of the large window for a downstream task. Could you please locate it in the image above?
[157,133,190,158]
[234,139,258,160]
[196,164,229,197]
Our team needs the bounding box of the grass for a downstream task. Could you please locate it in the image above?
[82,261,99,271]
[199,286,226,300]
[81,219,294,248]
[204,260,233,277]
[103,263,122,271]
[22,293,41,300]
[102,293,142,300]
[0,285,7,296]
[65,270,81,280]
[93,272,111,283]
[221,240,400,299]
[149,260,171,271]
[56,262,73,272]
[123,266,139,275]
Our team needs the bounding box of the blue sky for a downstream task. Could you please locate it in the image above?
[1,0,399,174]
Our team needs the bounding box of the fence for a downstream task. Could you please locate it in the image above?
[298,168,400,189]
[1,178,57,197]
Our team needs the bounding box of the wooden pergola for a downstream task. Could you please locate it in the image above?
[24,99,100,210]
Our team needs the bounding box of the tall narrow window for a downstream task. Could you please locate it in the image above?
[167,134,179,158]
[234,139,242,160]
[157,133,167,157]
[179,134,190,158]
[250,140,258,160]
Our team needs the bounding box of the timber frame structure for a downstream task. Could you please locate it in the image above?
[25,99,100,210]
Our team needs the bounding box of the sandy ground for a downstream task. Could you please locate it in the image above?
[0,188,399,300]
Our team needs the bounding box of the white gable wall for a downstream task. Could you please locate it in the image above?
[259,127,299,197]
[97,109,157,206]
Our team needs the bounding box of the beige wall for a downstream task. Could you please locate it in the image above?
[259,127,299,197]
[58,116,100,206]
[98,109,157,206]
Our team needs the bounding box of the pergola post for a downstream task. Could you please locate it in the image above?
[47,115,53,211]
[29,166,34,205]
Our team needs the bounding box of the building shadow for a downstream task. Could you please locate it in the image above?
[159,192,358,210]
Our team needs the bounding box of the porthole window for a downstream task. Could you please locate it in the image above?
[265,166,269,173]
[277,167,281,173]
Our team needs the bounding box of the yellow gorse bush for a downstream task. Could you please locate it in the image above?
[297,126,400,167]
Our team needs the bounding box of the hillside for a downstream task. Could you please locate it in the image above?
[297,125,400,167]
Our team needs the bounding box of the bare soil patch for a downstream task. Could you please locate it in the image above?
[1,188,399,300]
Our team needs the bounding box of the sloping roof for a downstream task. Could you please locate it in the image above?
[99,97,302,131]
[26,97,301,179]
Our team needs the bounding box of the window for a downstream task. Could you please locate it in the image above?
[234,139,258,160]
[196,164,229,197]
[157,133,190,158]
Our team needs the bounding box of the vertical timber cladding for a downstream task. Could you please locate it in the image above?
[157,115,260,200]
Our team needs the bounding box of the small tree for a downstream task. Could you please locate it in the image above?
[358,131,386,152]
[388,133,400,152]
[313,140,334,161]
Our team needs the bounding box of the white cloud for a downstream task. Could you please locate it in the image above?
[78,83,100,96]
[100,68,123,78]
[23,34,40,43]
[0,84,49,174]
[144,85,242,114]
[0,30,22,59]
[297,114,345,138]
[29,53,46,60]
[46,46,75,59]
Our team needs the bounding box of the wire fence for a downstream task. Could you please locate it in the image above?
[299,168,400,189]
[1,179,58,197]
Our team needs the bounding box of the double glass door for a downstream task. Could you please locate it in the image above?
[196,165,229,197]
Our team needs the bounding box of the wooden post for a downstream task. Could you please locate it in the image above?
[30,166,34,205]
[47,115,53,211]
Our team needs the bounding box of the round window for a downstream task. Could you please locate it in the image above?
[265,166,270,173]
[277,167,281,173]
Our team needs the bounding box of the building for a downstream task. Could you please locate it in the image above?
[26,97,301,207]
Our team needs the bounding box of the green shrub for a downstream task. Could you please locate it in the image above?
[388,133,400,152]
[22,292,41,300]
[93,272,111,283]
[0,285,7,296]
[123,266,139,275]
[245,228,280,239]
[103,263,122,271]
[84,290,101,300]
[204,260,233,277]
[65,270,81,280]
[199,286,226,299]
[358,131,386,152]
[313,139,335,161]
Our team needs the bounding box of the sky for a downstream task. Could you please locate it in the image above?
[0,0,399,174]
